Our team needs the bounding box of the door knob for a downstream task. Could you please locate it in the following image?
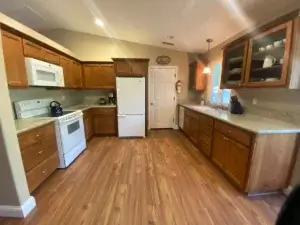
[150,103,154,105]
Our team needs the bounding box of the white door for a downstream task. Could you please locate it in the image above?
[149,67,177,129]
[116,77,145,115]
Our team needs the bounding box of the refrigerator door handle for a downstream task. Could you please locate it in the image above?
[118,115,127,117]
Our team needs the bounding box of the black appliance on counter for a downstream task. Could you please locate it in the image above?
[50,101,63,117]
[108,92,116,105]
[230,96,244,114]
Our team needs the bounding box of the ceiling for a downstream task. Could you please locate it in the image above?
[0,0,300,52]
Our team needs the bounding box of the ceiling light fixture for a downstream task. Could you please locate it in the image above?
[203,39,213,75]
[94,18,104,27]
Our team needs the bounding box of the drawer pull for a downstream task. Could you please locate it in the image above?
[228,130,231,133]
[36,134,40,137]
[38,151,44,155]
[42,170,46,174]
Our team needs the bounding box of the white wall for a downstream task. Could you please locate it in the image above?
[42,29,191,102]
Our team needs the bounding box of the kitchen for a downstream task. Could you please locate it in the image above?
[1,1,300,225]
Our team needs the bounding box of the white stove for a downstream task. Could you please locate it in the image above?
[14,98,87,168]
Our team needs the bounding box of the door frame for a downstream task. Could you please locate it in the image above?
[148,66,178,130]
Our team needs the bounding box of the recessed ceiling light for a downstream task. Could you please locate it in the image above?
[94,18,104,27]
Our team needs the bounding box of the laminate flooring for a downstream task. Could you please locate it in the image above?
[0,130,285,225]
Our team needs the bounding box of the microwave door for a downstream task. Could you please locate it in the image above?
[32,64,59,87]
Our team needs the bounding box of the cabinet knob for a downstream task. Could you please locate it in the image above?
[36,134,40,138]
[38,151,44,155]
[42,170,46,174]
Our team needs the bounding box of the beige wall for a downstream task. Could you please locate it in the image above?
[0,34,31,206]
[42,29,190,103]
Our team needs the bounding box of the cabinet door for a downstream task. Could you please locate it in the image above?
[189,117,199,143]
[189,62,206,91]
[60,56,72,87]
[131,61,148,76]
[244,21,293,87]
[115,61,132,76]
[211,131,229,169]
[99,64,115,88]
[183,114,191,137]
[23,39,44,60]
[44,48,60,65]
[221,41,248,89]
[1,30,27,87]
[93,115,116,135]
[225,139,250,188]
[84,64,115,89]
[72,61,83,88]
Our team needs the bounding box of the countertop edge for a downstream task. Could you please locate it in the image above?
[16,119,55,135]
[179,104,300,134]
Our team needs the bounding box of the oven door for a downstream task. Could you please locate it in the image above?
[59,117,85,154]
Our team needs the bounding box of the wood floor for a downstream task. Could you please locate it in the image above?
[0,130,285,225]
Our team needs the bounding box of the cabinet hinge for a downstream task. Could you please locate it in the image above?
[174,74,176,78]
[173,96,175,101]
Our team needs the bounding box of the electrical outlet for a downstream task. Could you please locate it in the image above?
[252,98,258,105]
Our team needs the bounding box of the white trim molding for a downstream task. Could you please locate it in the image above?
[0,196,36,218]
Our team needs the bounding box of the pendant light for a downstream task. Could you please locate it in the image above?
[203,39,213,75]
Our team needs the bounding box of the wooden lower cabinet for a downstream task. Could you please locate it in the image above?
[18,122,58,193]
[181,106,298,195]
[212,131,249,188]
[92,108,117,135]
[83,109,93,140]
[211,131,229,169]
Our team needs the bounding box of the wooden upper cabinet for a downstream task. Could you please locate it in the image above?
[22,39,44,60]
[131,61,149,76]
[43,48,60,65]
[72,61,83,88]
[221,41,248,89]
[115,61,132,75]
[60,56,72,87]
[189,61,207,91]
[1,30,28,87]
[244,21,293,87]
[83,63,115,89]
[113,59,149,77]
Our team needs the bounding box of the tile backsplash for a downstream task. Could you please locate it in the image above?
[9,87,111,118]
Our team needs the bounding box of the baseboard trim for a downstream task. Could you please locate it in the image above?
[0,196,36,218]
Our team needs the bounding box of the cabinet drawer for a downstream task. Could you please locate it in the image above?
[21,136,57,172]
[214,121,253,147]
[18,123,55,149]
[26,153,58,192]
[92,108,116,115]
[185,109,199,120]
[199,113,214,127]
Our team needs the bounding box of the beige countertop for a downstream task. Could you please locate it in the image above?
[65,104,117,111]
[15,118,56,135]
[180,104,300,134]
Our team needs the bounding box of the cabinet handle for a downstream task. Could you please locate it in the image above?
[42,170,46,174]
[38,151,44,155]
[36,134,40,138]
[228,130,231,133]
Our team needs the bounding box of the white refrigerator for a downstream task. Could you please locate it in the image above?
[116,77,146,137]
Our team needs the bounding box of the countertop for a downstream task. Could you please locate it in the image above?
[180,104,300,134]
[15,117,56,135]
[15,104,117,134]
[65,104,117,111]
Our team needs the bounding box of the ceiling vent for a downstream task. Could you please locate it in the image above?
[162,41,175,47]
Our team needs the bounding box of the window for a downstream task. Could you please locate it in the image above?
[209,62,231,106]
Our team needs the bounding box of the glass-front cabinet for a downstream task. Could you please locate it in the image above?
[244,21,293,87]
[221,20,293,88]
[221,41,248,88]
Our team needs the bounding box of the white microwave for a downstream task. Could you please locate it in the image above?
[25,57,65,87]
